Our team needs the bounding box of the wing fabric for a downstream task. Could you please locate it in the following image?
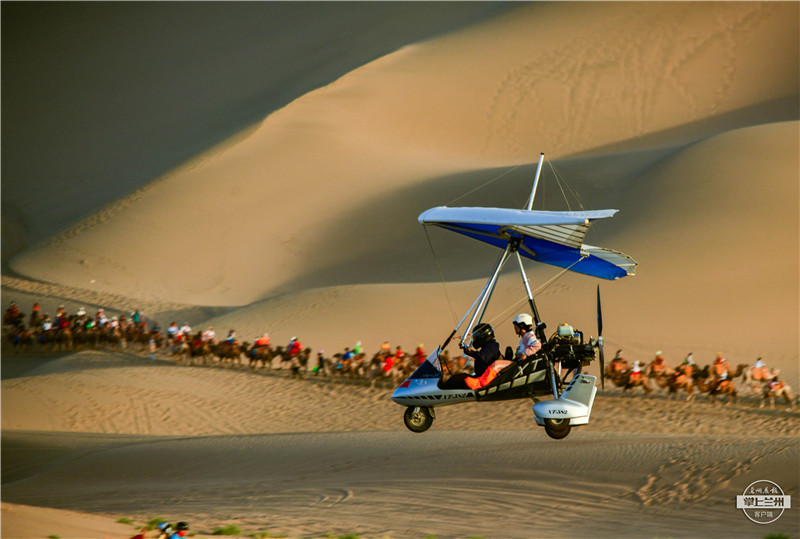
[419,206,636,280]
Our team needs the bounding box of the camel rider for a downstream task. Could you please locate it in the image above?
[252,332,270,357]
[676,352,695,377]
[288,336,303,357]
[713,353,730,390]
[512,313,541,360]
[202,327,216,343]
[611,350,627,372]
[651,351,668,375]
[461,323,501,378]
[167,322,179,341]
[255,333,270,348]
[226,329,238,344]
[630,360,642,379]
[354,340,364,355]
[414,344,426,364]
[753,357,768,380]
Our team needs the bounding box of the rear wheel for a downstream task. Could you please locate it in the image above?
[404,406,434,433]
[543,417,571,439]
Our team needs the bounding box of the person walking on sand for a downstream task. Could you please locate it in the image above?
[168,522,189,539]
[155,521,173,539]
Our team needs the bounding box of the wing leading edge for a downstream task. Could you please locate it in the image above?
[419,206,637,280]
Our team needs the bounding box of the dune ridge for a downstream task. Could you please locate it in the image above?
[3,2,799,538]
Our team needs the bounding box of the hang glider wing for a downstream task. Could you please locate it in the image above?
[419,206,637,280]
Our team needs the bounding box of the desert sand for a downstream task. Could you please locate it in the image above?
[2,2,798,538]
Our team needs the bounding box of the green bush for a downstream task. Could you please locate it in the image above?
[147,517,167,530]
[212,524,242,535]
[116,517,134,525]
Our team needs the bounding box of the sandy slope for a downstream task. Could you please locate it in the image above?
[8,2,798,304]
[2,352,799,538]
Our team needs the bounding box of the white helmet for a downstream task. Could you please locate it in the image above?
[513,313,533,328]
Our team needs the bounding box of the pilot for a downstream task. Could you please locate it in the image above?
[442,323,504,390]
[461,323,501,377]
[512,313,541,360]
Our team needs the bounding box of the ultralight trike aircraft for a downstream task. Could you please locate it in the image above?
[391,154,637,439]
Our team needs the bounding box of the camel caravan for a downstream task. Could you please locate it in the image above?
[604,349,795,410]
[1,301,433,388]
[3,300,797,407]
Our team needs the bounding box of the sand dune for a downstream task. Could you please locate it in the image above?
[8,2,798,304]
[2,2,799,538]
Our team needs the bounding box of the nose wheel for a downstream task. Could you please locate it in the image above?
[543,417,571,439]
[404,406,434,433]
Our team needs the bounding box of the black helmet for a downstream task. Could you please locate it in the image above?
[471,323,495,348]
[176,522,189,531]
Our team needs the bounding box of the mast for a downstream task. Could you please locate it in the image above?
[522,153,547,342]
[524,153,545,211]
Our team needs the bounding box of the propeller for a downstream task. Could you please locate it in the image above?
[597,284,605,389]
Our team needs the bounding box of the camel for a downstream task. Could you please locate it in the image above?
[708,378,738,404]
[248,344,276,370]
[604,364,652,397]
[7,326,35,352]
[743,365,779,395]
[761,379,796,410]
[664,364,702,401]
[213,340,245,367]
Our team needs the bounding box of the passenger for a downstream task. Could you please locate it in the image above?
[354,340,364,355]
[512,313,541,360]
[226,329,238,344]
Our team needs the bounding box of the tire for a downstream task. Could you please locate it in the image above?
[404,406,434,433]
[543,417,571,439]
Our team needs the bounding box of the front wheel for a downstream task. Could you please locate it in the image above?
[543,417,571,439]
[404,406,434,433]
